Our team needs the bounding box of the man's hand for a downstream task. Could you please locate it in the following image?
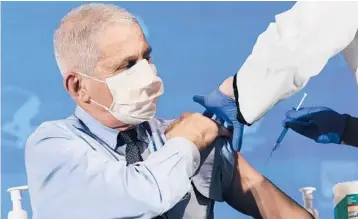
[283,106,350,144]
[193,77,244,151]
[165,113,230,150]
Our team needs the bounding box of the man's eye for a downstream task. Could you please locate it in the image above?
[126,60,137,69]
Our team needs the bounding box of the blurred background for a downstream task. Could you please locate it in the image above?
[2,1,358,219]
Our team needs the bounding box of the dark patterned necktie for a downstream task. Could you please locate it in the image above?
[117,129,167,219]
[118,129,143,165]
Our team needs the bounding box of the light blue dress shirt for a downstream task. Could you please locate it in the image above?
[25,107,235,219]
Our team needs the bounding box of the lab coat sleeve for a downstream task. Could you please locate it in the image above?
[234,1,358,125]
[342,31,358,82]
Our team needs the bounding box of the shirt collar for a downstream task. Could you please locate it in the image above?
[74,107,149,150]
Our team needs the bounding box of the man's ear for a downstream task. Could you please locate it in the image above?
[63,72,90,103]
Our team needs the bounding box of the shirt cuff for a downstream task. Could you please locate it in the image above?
[165,137,201,177]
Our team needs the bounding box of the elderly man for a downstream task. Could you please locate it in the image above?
[25,3,313,219]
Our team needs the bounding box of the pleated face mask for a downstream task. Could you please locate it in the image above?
[78,59,164,125]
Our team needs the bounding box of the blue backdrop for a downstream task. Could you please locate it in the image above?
[2,1,358,219]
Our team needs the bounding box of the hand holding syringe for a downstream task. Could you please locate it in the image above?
[268,92,308,158]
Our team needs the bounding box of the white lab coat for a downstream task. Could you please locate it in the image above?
[234,1,358,124]
[342,31,358,79]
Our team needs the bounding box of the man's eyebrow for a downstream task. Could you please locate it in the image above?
[116,46,152,68]
[118,55,138,66]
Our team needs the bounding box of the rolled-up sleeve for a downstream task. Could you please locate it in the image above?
[234,1,358,125]
[25,125,200,219]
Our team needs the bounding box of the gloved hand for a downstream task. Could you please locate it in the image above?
[283,106,350,144]
[193,82,244,151]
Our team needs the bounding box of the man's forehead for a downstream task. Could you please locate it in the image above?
[99,23,148,60]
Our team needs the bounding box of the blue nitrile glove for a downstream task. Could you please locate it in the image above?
[193,89,244,151]
[283,106,350,144]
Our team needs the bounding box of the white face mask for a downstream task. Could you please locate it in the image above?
[78,59,164,125]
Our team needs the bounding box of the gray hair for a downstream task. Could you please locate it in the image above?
[53,3,138,76]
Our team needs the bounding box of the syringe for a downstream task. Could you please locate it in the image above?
[270,92,308,156]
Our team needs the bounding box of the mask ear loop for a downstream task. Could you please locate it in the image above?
[75,72,113,111]
[77,72,106,83]
[90,99,111,111]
